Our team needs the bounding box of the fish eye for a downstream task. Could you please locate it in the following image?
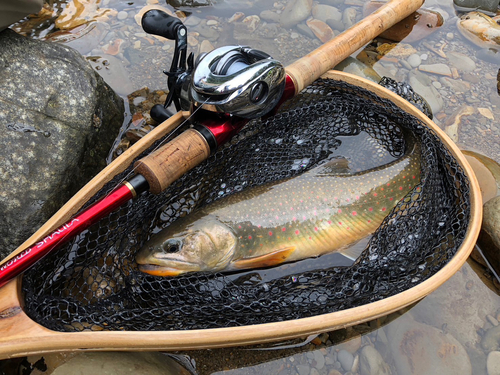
[162,240,181,253]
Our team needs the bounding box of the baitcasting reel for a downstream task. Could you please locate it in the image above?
[141,9,286,122]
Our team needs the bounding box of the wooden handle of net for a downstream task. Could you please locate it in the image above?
[286,0,424,94]
[134,128,211,194]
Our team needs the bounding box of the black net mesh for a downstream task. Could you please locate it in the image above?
[22,78,470,332]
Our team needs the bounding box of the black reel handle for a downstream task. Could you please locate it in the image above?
[141,9,184,40]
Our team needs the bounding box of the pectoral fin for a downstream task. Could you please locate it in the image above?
[232,246,296,269]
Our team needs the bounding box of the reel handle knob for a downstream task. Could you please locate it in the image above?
[141,9,184,40]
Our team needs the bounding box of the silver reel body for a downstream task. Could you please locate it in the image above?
[189,46,286,119]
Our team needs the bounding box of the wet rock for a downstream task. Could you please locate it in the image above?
[296,364,311,375]
[260,10,280,23]
[408,70,444,114]
[480,196,500,273]
[242,15,260,33]
[307,18,334,42]
[342,7,357,29]
[359,345,392,375]
[364,2,444,42]
[312,4,342,29]
[457,12,500,49]
[314,350,325,369]
[482,324,500,351]
[487,351,500,375]
[334,57,382,82]
[50,352,191,374]
[418,63,452,77]
[439,77,471,93]
[447,51,477,73]
[407,54,421,68]
[280,0,312,29]
[336,332,362,354]
[462,150,498,203]
[296,23,316,39]
[0,29,124,258]
[454,0,500,13]
[411,262,499,347]
[88,55,134,95]
[196,19,220,41]
[387,314,472,375]
[338,350,354,371]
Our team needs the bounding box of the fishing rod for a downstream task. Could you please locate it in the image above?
[0,0,424,288]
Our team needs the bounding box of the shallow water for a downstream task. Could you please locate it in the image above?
[6,0,500,374]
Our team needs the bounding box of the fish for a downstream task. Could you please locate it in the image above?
[136,134,421,276]
[457,11,500,49]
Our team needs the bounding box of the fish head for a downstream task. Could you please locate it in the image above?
[136,216,237,276]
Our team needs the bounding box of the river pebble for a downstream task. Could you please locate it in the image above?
[447,51,477,72]
[359,345,391,375]
[483,196,500,252]
[314,350,326,369]
[260,10,280,23]
[117,11,128,20]
[342,7,357,28]
[488,351,500,375]
[307,18,334,42]
[338,350,354,371]
[296,364,310,375]
[407,53,421,68]
[388,315,472,375]
[439,77,471,93]
[409,70,444,113]
[280,0,312,28]
[419,63,452,76]
[312,4,342,25]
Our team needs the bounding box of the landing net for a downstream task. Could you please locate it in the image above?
[22,78,469,332]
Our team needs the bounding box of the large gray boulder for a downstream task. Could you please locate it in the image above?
[0,29,124,258]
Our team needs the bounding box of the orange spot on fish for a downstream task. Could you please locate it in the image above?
[369,207,373,212]
[248,235,252,240]
[373,193,378,197]
[399,186,403,190]
[382,207,386,211]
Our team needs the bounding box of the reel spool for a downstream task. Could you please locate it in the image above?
[141,10,286,122]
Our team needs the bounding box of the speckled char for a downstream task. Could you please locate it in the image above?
[137,134,421,274]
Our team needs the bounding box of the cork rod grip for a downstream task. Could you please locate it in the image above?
[134,128,211,194]
[285,0,424,94]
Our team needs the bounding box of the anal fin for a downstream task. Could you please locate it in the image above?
[232,246,296,269]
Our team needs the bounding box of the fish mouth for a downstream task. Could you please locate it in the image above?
[137,259,201,277]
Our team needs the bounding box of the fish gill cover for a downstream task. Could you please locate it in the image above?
[22,78,469,332]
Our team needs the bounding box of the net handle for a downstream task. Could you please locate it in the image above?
[286,0,424,94]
